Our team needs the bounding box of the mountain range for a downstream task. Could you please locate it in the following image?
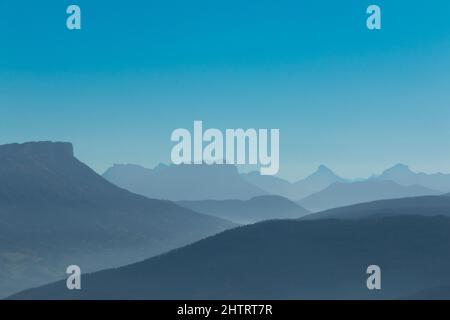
[4,141,450,300]
[178,195,309,224]
[104,163,450,212]
[242,164,346,200]
[103,163,266,201]
[375,163,450,192]
[103,163,348,201]
[0,142,234,298]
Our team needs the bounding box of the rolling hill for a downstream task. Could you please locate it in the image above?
[10,214,450,300]
[405,285,450,300]
[302,194,450,220]
[178,195,309,224]
[298,180,441,212]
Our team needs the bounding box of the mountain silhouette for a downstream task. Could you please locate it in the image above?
[295,165,347,191]
[11,214,450,299]
[178,195,309,224]
[103,163,266,201]
[303,194,450,220]
[291,164,348,198]
[380,163,415,179]
[242,165,347,200]
[0,142,234,298]
[298,180,440,212]
[376,163,450,192]
[241,172,299,199]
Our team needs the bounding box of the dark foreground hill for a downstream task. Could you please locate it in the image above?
[302,194,450,220]
[298,180,440,212]
[0,142,234,298]
[404,285,450,300]
[11,215,450,300]
[178,195,309,224]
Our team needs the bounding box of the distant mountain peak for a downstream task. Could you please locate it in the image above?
[317,165,334,174]
[290,164,347,197]
[377,164,450,193]
[385,163,412,172]
[308,165,340,179]
[381,163,415,177]
[394,163,409,169]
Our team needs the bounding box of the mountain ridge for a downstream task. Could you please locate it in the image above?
[10,214,450,299]
[103,163,267,201]
[298,180,441,212]
[178,195,309,224]
[302,194,450,220]
[104,162,450,202]
[375,163,450,192]
[0,141,234,298]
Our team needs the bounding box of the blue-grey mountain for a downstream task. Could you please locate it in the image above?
[103,163,266,201]
[303,194,450,220]
[11,213,450,300]
[376,164,450,192]
[242,165,347,200]
[178,195,309,224]
[0,142,234,298]
[293,165,347,194]
[241,172,298,199]
[298,180,440,212]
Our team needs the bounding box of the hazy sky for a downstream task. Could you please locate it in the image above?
[1,0,450,181]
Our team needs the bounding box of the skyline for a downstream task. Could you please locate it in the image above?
[2,0,450,180]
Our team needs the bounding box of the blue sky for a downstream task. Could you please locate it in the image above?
[1,0,450,180]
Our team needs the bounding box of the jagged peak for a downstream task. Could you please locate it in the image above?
[383,163,414,174]
[317,164,334,173]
